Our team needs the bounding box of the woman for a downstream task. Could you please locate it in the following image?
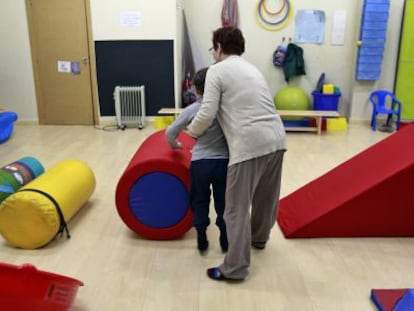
[188,26,287,281]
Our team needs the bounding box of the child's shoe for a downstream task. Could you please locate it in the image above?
[219,230,228,253]
[197,232,208,252]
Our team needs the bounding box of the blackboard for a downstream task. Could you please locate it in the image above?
[95,40,175,116]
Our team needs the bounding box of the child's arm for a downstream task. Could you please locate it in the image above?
[165,104,198,149]
[187,70,219,138]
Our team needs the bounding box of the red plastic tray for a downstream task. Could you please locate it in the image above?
[0,262,83,311]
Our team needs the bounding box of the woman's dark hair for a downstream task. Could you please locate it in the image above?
[193,67,209,95]
[212,26,245,56]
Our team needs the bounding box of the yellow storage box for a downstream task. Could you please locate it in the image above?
[154,116,175,130]
[322,84,335,94]
[327,117,348,131]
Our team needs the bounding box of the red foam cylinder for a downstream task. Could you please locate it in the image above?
[115,130,195,240]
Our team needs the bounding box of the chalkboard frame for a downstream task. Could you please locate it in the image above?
[95,40,175,116]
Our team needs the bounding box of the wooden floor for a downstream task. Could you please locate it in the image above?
[0,122,412,311]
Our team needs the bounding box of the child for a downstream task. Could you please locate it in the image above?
[165,67,229,253]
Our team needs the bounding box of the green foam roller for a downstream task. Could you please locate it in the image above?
[0,157,45,203]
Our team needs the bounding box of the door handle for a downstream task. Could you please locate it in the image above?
[82,57,89,64]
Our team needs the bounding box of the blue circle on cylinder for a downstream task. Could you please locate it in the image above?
[129,172,189,228]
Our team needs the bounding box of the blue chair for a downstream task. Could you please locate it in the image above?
[369,90,402,131]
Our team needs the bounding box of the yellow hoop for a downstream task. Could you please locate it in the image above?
[262,0,287,16]
[255,0,293,31]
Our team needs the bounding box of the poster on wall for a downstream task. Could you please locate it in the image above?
[120,11,142,27]
[57,61,71,73]
[331,10,347,45]
[71,62,81,75]
[294,10,325,44]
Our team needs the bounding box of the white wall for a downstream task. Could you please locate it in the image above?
[90,0,177,40]
[90,0,183,110]
[0,0,405,123]
[183,0,405,120]
[0,1,38,122]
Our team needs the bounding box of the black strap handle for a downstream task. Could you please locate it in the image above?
[18,188,71,239]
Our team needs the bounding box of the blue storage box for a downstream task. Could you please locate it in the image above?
[312,91,341,111]
[282,119,310,127]
[0,111,18,143]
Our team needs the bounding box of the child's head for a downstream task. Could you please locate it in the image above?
[193,67,208,96]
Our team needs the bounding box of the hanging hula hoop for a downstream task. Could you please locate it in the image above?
[255,0,293,31]
[262,0,287,16]
[257,0,291,26]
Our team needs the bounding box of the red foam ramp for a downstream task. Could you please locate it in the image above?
[277,124,414,238]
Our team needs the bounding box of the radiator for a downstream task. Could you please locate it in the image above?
[114,86,146,129]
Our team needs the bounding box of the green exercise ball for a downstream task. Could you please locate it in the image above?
[274,87,310,120]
